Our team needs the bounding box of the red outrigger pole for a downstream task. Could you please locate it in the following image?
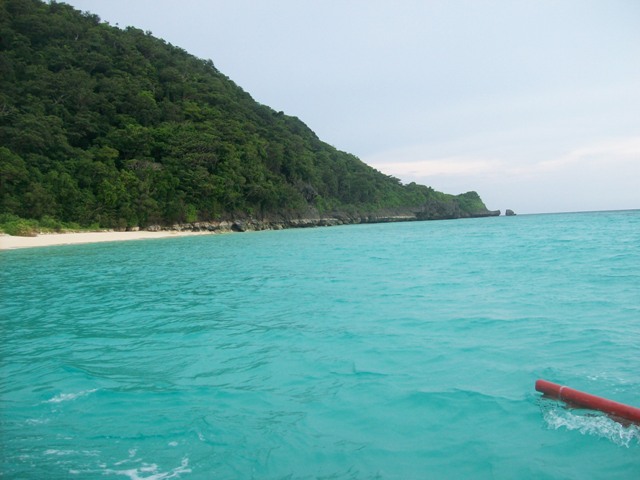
[535,379,640,425]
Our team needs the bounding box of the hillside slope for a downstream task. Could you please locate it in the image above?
[0,0,498,230]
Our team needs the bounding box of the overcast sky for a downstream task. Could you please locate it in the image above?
[64,0,640,214]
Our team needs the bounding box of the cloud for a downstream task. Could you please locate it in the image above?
[367,136,640,213]
[528,136,640,175]
[372,156,503,178]
[368,136,640,181]
[366,144,507,180]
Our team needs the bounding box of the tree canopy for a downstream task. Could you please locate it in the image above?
[0,0,495,230]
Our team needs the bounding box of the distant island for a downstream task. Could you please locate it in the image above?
[0,0,498,236]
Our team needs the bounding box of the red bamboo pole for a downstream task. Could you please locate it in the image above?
[535,379,640,425]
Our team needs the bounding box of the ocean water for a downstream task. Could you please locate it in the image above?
[1,210,639,479]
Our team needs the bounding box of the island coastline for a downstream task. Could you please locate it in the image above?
[1,208,503,251]
[0,230,213,251]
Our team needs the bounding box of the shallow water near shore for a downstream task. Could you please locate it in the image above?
[2,210,639,479]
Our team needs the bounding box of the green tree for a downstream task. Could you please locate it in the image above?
[0,0,493,228]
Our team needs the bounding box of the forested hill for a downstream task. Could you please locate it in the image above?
[0,0,497,231]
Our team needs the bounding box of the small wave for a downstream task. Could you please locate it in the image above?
[44,449,100,457]
[25,418,50,425]
[44,449,75,456]
[542,404,640,447]
[105,457,191,479]
[44,388,97,404]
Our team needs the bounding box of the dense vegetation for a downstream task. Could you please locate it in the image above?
[0,0,494,231]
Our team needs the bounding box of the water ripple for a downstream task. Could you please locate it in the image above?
[1,211,639,478]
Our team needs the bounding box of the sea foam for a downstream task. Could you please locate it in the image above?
[44,388,97,403]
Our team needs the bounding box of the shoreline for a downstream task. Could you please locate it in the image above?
[0,209,504,251]
[0,230,213,251]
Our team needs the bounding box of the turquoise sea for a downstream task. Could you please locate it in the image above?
[1,210,639,479]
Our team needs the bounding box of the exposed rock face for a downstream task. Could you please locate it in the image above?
[415,200,499,221]
[145,206,502,234]
[505,209,516,216]
[470,209,501,218]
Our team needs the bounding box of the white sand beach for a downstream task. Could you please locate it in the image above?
[0,230,212,250]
